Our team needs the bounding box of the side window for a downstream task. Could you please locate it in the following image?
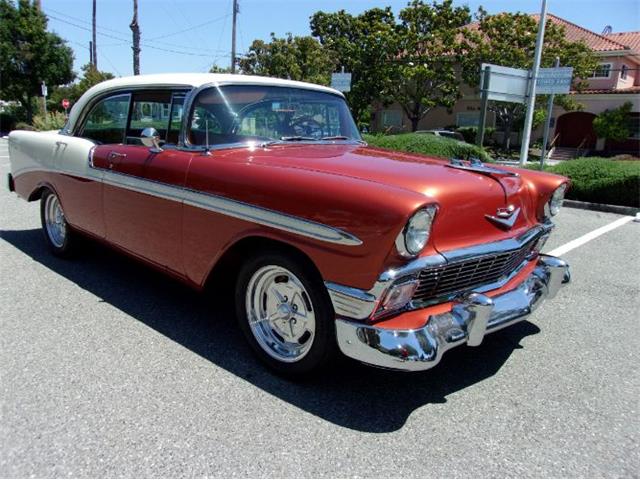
[127,90,172,144]
[81,94,131,144]
[166,94,185,145]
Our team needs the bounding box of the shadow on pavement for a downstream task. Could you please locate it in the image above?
[0,228,541,433]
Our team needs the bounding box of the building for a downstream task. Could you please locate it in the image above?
[373,14,640,156]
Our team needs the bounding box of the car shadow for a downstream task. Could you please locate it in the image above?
[0,228,541,433]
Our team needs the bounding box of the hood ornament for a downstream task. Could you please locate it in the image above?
[486,205,520,229]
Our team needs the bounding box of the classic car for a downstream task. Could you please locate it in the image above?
[7,73,570,377]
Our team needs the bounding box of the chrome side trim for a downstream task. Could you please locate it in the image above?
[326,223,554,320]
[16,166,363,247]
[335,254,570,371]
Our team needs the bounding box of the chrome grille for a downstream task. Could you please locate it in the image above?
[412,240,537,303]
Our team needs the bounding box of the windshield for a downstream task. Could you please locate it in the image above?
[188,85,361,147]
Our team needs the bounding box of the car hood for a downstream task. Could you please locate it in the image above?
[220,143,539,252]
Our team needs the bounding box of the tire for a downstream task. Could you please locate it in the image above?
[40,188,76,257]
[235,249,337,378]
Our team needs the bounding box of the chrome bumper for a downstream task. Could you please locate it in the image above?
[335,255,570,371]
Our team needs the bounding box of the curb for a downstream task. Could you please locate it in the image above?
[563,199,639,216]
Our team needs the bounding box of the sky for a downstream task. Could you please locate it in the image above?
[40,0,640,78]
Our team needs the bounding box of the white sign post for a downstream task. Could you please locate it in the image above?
[331,67,352,92]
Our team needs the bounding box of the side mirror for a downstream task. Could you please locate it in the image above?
[141,127,163,152]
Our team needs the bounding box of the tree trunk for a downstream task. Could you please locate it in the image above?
[410,116,420,132]
[130,0,141,75]
[25,95,34,123]
[502,116,513,151]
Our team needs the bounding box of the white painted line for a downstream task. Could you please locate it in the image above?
[547,216,635,257]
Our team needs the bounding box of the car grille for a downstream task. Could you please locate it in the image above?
[412,240,537,304]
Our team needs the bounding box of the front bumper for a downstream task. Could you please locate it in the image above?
[335,254,570,371]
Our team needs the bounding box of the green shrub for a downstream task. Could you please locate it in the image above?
[363,133,492,162]
[549,158,639,207]
[15,121,36,131]
[32,111,67,131]
[526,158,640,207]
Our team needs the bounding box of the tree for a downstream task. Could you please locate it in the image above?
[48,63,114,112]
[209,65,232,74]
[0,0,75,121]
[238,33,334,86]
[310,8,397,123]
[459,10,597,150]
[385,0,471,131]
[593,101,633,142]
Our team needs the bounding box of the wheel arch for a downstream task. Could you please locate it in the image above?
[202,235,325,294]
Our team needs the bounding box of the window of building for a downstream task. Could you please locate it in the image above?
[381,110,403,128]
[590,63,612,78]
[80,93,131,144]
[620,64,629,80]
[456,112,480,127]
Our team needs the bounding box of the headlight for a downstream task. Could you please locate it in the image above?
[548,184,567,216]
[395,206,437,257]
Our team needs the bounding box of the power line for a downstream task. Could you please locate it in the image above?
[145,12,232,41]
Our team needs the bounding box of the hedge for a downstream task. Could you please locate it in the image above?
[363,133,493,162]
[529,158,640,208]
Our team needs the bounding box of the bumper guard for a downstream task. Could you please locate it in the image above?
[335,254,570,371]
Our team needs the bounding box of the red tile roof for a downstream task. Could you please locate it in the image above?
[604,31,640,52]
[465,13,634,53]
[532,14,630,52]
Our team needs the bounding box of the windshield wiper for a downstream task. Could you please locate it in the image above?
[320,136,349,141]
[280,136,316,141]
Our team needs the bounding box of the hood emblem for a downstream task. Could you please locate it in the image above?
[486,205,520,229]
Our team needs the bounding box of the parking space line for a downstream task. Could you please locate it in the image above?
[547,216,635,257]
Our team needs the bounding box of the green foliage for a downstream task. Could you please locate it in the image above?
[459,10,597,149]
[311,8,397,123]
[209,65,232,73]
[456,126,495,144]
[238,33,334,86]
[592,102,633,142]
[0,0,75,121]
[363,132,492,162]
[48,64,115,113]
[32,111,67,131]
[383,0,471,132]
[527,158,640,207]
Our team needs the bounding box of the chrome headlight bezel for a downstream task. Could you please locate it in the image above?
[546,184,567,217]
[395,206,437,258]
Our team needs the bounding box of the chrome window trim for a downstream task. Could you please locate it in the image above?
[326,222,554,320]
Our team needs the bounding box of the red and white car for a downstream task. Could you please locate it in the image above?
[7,74,570,376]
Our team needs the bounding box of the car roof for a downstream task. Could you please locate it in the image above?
[66,73,344,133]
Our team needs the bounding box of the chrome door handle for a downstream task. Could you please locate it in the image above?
[55,141,67,147]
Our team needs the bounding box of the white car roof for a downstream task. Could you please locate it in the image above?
[66,73,344,132]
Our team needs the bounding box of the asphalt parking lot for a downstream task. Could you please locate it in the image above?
[1,137,638,477]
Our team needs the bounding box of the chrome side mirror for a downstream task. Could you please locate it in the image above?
[140,127,163,152]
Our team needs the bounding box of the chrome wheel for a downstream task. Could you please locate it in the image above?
[44,193,67,248]
[245,265,316,363]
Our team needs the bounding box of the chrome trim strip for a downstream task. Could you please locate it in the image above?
[335,254,570,371]
[20,165,363,247]
[325,223,554,319]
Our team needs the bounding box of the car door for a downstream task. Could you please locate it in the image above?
[95,90,191,274]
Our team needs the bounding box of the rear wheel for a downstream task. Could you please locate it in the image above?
[40,189,75,257]
[235,250,337,377]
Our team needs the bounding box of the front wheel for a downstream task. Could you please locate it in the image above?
[235,250,337,377]
[40,188,76,257]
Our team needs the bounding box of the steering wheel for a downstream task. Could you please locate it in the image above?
[291,116,324,137]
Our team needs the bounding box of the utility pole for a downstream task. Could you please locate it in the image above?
[519,0,547,165]
[130,0,141,75]
[231,0,238,73]
[92,0,97,69]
